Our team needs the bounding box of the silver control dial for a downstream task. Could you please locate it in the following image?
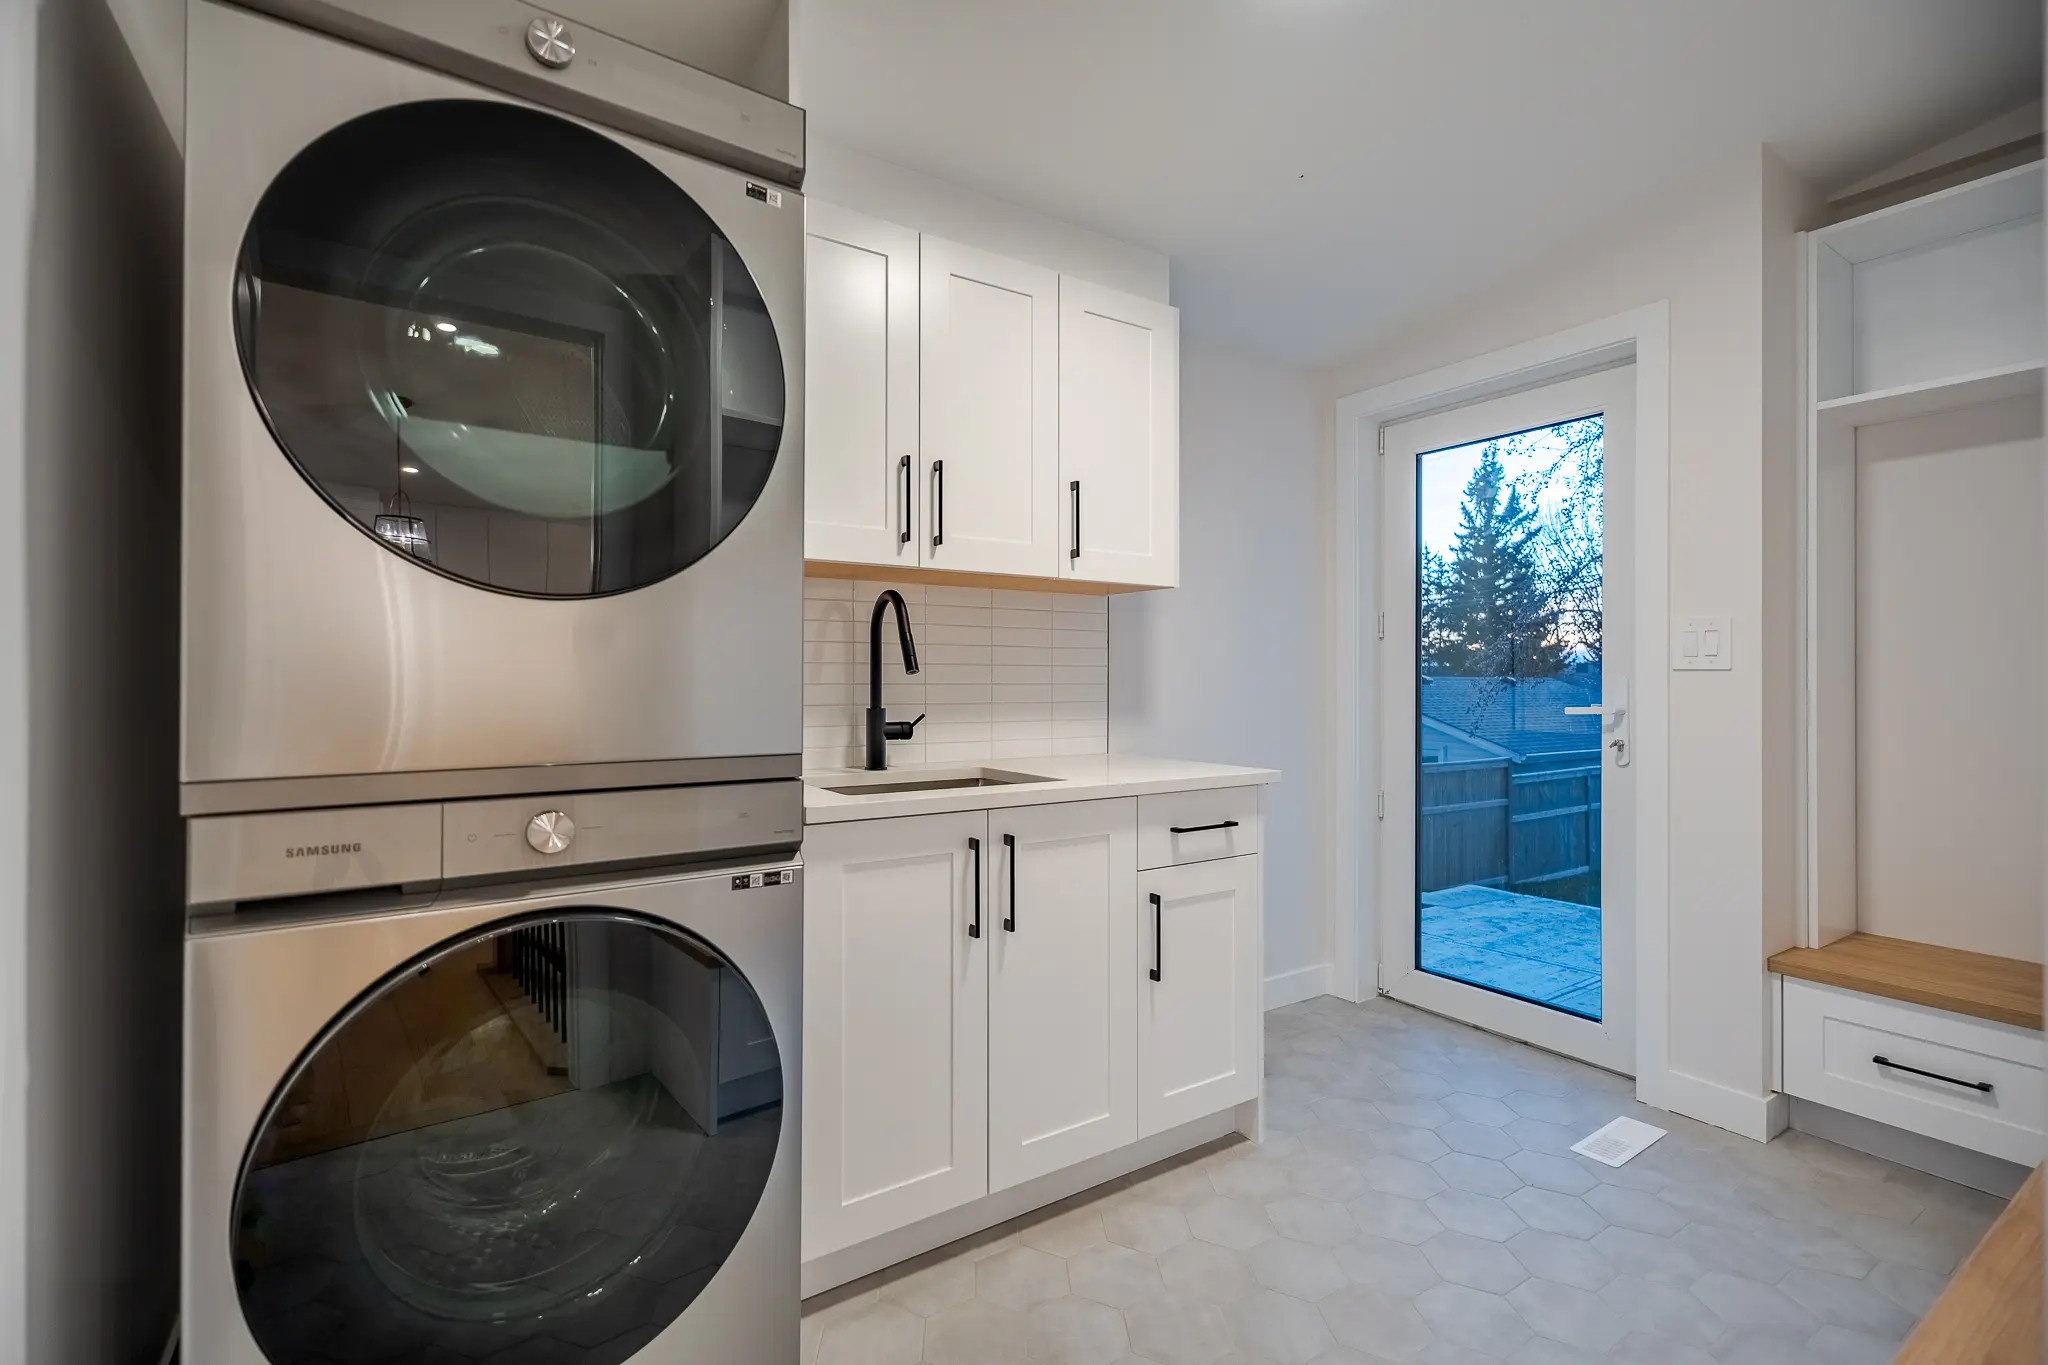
[526,809,576,855]
[525,16,576,69]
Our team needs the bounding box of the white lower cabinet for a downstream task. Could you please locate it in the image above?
[802,812,989,1260]
[802,790,1263,1275]
[988,799,1139,1191]
[1138,856,1262,1137]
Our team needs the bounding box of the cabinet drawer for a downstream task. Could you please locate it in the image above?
[1138,787,1261,869]
[1782,979,2044,1165]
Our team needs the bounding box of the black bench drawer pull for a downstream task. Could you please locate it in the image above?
[1872,1055,1993,1093]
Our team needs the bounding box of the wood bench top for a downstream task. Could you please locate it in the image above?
[1895,1165,2041,1365]
[1768,933,2043,1031]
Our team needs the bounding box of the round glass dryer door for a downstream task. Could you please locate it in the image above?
[234,100,787,597]
[232,913,784,1364]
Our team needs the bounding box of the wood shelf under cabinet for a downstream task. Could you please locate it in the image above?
[804,558,1165,597]
[1769,933,2043,1031]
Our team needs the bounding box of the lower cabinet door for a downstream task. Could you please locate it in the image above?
[1138,856,1262,1137]
[802,812,990,1260]
[989,799,1138,1191]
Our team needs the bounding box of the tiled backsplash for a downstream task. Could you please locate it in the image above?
[803,577,1110,772]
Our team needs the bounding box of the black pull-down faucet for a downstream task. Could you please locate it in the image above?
[866,590,924,770]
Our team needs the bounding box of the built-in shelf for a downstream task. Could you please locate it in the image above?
[1816,360,2045,436]
[1769,933,2044,1031]
[1819,159,2044,265]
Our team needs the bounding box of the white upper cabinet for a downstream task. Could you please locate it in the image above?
[801,811,990,1260]
[804,203,921,567]
[919,236,1061,578]
[987,799,1138,1191]
[1059,280,1179,587]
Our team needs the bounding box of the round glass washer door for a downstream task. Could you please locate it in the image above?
[232,912,784,1365]
[234,99,787,597]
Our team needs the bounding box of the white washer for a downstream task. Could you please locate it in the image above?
[183,788,802,1365]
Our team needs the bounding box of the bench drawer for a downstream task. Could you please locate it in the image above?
[1782,978,2044,1165]
[1137,787,1261,869]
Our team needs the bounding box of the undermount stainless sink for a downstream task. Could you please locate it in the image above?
[817,767,1059,796]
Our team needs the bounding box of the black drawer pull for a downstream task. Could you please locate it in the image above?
[1002,833,1016,932]
[1872,1055,1993,1093]
[968,837,982,939]
[1169,819,1240,836]
[1149,892,1162,982]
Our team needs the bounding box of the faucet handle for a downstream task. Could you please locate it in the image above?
[883,713,926,741]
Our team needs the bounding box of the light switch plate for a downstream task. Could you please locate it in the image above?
[1673,615,1733,670]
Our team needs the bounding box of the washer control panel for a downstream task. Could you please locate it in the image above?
[187,780,804,907]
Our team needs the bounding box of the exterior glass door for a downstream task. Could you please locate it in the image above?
[1378,367,1636,1072]
[233,912,782,1365]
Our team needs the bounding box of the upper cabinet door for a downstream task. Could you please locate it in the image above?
[805,204,921,568]
[988,798,1138,1192]
[1059,280,1179,587]
[920,237,1061,578]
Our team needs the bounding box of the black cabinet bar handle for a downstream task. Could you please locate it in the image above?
[1070,480,1081,561]
[899,455,912,546]
[968,837,982,939]
[1872,1055,1993,1093]
[1169,820,1241,835]
[1149,892,1162,982]
[1002,833,1016,931]
[932,460,945,549]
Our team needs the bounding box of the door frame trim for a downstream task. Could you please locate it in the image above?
[1327,303,1673,1107]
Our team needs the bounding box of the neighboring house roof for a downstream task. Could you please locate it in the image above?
[1420,674,1601,763]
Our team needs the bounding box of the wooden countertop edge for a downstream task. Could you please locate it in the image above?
[1767,939,2043,1032]
[1894,1165,2041,1365]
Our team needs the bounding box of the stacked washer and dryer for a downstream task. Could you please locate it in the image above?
[179,3,807,1361]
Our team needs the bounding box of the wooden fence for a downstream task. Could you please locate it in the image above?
[1418,750,1602,905]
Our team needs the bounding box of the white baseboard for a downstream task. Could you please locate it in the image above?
[1265,962,1332,1010]
[1789,1097,2032,1198]
[800,1108,1245,1299]
[1658,1068,1787,1142]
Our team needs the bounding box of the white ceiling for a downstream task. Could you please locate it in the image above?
[795,0,2043,366]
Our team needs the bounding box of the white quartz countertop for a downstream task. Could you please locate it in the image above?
[803,753,1279,824]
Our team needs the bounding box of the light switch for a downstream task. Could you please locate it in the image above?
[1673,616,1733,670]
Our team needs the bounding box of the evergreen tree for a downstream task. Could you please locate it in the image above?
[1427,445,1568,678]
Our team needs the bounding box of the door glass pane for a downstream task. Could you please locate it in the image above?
[1415,416,1605,1018]
[235,100,786,597]
[233,913,783,1365]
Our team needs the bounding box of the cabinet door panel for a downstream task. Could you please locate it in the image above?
[920,236,1060,577]
[805,203,919,567]
[989,799,1137,1191]
[1139,856,1262,1137]
[803,812,988,1259]
[1060,279,1178,586]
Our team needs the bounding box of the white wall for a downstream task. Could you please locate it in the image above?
[1112,339,1327,1000]
[804,135,1170,303]
[17,1,185,1360]
[1324,149,1816,1133]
